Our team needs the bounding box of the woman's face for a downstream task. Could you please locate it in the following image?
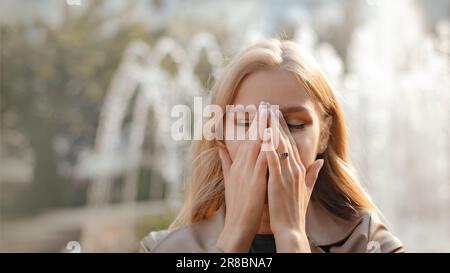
[224,68,329,169]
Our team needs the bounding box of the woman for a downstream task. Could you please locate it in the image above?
[140,39,404,253]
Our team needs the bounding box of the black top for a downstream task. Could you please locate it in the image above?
[249,234,276,253]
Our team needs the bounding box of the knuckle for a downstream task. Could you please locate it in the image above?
[293,167,301,180]
[299,162,306,173]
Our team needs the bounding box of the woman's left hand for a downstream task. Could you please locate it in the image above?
[263,106,324,252]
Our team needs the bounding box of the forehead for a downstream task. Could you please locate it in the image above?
[232,68,315,110]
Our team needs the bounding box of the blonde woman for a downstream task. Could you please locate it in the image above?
[140,39,404,253]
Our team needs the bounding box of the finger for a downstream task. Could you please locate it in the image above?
[268,107,289,160]
[232,106,248,159]
[218,147,232,181]
[247,104,260,141]
[305,159,324,193]
[254,103,269,174]
[263,128,282,177]
[274,108,301,163]
[223,106,243,164]
[269,106,305,179]
[231,104,257,162]
[233,138,247,163]
[254,145,268,185]
[258,102,268,142]
[266,105,289,153]
[243,103,264,160]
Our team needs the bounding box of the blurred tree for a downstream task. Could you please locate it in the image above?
[1,0,164,215]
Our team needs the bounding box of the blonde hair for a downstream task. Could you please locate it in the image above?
[169,39,376,229]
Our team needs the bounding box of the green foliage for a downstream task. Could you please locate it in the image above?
[1,0,164,214]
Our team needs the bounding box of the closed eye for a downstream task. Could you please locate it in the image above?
[288,123,306,129]
[287,123,306,130]
[237,120,305,130]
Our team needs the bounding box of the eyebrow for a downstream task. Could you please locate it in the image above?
[227,105,312,118]
[280,105,312,114]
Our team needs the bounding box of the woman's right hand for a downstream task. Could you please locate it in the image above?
[215,103,269,252]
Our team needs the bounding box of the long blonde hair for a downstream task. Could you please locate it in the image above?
[169,39,376,229]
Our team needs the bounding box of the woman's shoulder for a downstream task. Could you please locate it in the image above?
[140,206,226,253]
[139,225,224,253]
[308,200,404,253]
[139,229,173,253]
[139,219,224,253]
[348,208,405,253]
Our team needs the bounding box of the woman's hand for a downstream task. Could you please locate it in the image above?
[264,106,324,252]
[215,103,269,252]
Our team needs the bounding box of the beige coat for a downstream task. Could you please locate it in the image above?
[140,200,404,253]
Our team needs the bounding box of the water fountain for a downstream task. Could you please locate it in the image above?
[74,33,223,251]
[74,0,449,251]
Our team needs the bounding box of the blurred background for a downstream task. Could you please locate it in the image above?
[0,0,449,252]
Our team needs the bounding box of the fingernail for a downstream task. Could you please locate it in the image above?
[259,101,267,112]
[274,108,280,118]
[276,109,282,118]
[268,106,278,118]
[259,102,266,112]
[260,107,267,119]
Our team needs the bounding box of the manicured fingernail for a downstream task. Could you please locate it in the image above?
[259,102,266,111]
[259,101,267,111]
[268,106,277,118]
[274,108,280,118]
[276,109,282,118]
[260,106,267,117]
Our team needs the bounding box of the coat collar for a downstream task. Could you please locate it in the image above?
[154,199,363,252]
[305,199,363,246]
